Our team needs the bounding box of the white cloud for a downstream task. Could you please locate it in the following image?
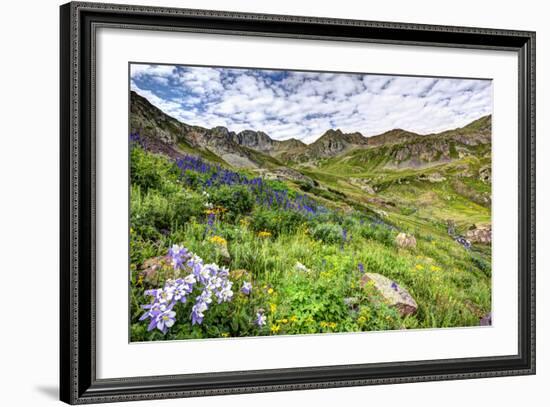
[130,63,492,143]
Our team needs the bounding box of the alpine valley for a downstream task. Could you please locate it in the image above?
[129,89,492,341]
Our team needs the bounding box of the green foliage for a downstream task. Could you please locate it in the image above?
[360,223,395,247]
[208,184,254,220]
[130,185,204,237]
[130,146,179,191]
[251,208,306,237]
[129,145,492,341]
[310,223,344,244]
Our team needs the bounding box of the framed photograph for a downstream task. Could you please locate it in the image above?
[60,1,536,404]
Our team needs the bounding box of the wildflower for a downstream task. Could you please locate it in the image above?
[140,245,235,333]
[290,315,298,323]
[391,281,399,291]
[221,332,230,338]
[267,288,274,295]
[329,322,337,329]
[358,263,365,274]
[270,303,277,313]
[191,300,208,325]
[258,231,272,238]
[167,280,190,303]
[140,301,168,324]
[155,309,177,334]
[255,311,267,327]
[357,316,366,324]
[281,318,288,324]
[168,244,189,270]
[270,324,281,334]
[209,235,227,246]
[241,281,252,295]
[415,264,424,271]
[430,265,441,272]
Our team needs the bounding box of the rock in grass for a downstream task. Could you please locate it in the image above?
[395,232,416,249]
[139,255,170,283]
[218,244,231,265]
[360,273,418,317]
[466,224,492,244]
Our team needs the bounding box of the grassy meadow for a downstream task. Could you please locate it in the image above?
[129,134,491,341]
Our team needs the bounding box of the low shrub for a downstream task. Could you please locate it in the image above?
[360,223,395,247]
[310,223,344,245]
[208,184,254,220]
[251,208,306,236]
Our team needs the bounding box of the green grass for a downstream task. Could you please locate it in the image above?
[129,145,491,341]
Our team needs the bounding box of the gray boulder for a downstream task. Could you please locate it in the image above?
[360,273,418,316]
[395,233,416,249]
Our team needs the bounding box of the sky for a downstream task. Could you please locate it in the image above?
[130,63,492,144]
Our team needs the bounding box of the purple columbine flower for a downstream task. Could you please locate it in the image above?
[142,302,173,332]
[168,279,189,303]
[358,263,365,274]
[391,281,399,291]
[255,311,267,327]
[241,281,252,295]
[191,301,208,325]
[168,244,189,270]
[139,301,164,322]
[155,308,177,334]
[140,245,237,332]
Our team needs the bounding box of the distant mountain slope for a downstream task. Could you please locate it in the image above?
[130,91,283,169]
[130,90,491,170]
[317,116,491,173]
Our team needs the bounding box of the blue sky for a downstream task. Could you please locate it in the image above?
[130,63,492,144]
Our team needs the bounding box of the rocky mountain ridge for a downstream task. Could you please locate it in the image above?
[130,90,491,169]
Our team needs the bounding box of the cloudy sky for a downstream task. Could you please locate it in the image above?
[130,63,492,144]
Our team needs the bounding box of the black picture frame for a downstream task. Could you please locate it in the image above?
[60,1,536,404]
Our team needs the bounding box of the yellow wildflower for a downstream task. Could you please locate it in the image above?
[320,321,328,328]
[258,231,272,238]
[357,316,366,324]
[270,324,280,334]
[415,264,424,271]
[270,303,277,313]
[277,318,288,324]
[430,265,441,272]
[290,316,298,323]
[221,332,230,338]
[137,275,144,285]
[267,288,274,295]
[209,235,227,246]
[329,322,337,329]
[204,206,227,215]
